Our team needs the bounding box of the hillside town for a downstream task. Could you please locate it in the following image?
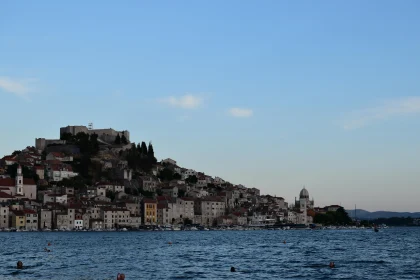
[0,125,345,231]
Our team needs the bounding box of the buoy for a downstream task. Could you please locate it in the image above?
[117,273,125,280]
[329,262,335,268]
[168,242,172,245]
[48,242,51,246]
[283,240,286,244]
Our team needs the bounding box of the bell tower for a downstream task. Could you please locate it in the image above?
[16,165,24,195]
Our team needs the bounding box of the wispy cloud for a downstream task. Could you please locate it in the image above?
[341,97,420,130]
[158,94,204,109]
[228,107,254,118]
[0,76,37,101]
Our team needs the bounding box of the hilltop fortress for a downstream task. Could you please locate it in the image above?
[35,125,130,150]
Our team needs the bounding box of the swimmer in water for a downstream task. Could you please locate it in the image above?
[329,262,335,268]
[230,267,236,272]
[17,261,23,269]
[117,273,125,280]
[44,248,51,252]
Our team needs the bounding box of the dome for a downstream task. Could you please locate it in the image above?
[299,187,309,199]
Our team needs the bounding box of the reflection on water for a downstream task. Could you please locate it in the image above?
[0,228,419,279]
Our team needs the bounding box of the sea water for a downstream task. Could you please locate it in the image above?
[0,227,419,279]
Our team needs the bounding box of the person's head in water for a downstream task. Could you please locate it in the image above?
[329,262,335,268]
[17,261,23,269]
[117,273,125,280]
[230,267,236,272]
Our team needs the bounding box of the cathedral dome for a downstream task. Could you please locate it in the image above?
[299,187,309,199]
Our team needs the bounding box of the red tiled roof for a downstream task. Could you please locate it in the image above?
[2,156,17,161]
[23,178,36,185]
[0,177,36,186]
[143,198,157,204]
[45,160,62,165]
[157,196,172,201]
[34,166,44,170]
[24,209,37,214]
[50,152,65,157]
[0,191,14,198]
[201,196,225,202]
[157,204,167,209]
[0,178,14,187]
[11,210,25,216]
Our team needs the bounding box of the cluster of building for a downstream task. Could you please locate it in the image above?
[0,125,343,231]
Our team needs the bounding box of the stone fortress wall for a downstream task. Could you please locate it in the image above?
[35,125,130,151]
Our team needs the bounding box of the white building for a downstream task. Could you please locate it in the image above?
[213,177,225,184]
[0,165,37,200]
[0,205,9,229]
[47,165,78,182]
[195,197,226,226]
[43,193,68,205]
[46,152,73,162]
[139,176,158,192]
[24,209,38,230]
[182,169,197,180]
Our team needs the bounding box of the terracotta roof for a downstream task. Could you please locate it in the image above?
[0,178,14,187]
[34,166,44,170]
[11,210,25,216]
[24,209,37,214]
[143,198,157,204]
[201,196,225,202]
[23,178,36,185]
[157,204,167,209]
[49,152,65,157]
[0,191,14,198]
[45,160,62,165]
[2,156,17,161]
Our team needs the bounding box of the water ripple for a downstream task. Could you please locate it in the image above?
[1,228,420,279]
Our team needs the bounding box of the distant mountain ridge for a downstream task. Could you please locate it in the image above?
[346,209,420,220]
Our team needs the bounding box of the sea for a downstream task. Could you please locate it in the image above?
[0,227,419,279]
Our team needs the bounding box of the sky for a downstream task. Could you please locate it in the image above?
[1,1,420,212]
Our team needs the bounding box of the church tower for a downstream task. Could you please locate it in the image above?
[16,165,24,195]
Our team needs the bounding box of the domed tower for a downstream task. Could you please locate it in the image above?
[299,187,309,212]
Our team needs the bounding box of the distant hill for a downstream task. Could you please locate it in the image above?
[346,209,420,220]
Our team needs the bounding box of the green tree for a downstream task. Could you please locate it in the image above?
[186,175,198,184]
[121,132,128,145]
[106,190,116,201]
[141,142,148,156]
[158,168,174,181]
[6,164,39,183]
[115,133,121,145]
[12,150,21,156]
[60,132,74,141]
[178,189,186,197]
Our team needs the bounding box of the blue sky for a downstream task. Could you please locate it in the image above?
[1,1,420,211]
